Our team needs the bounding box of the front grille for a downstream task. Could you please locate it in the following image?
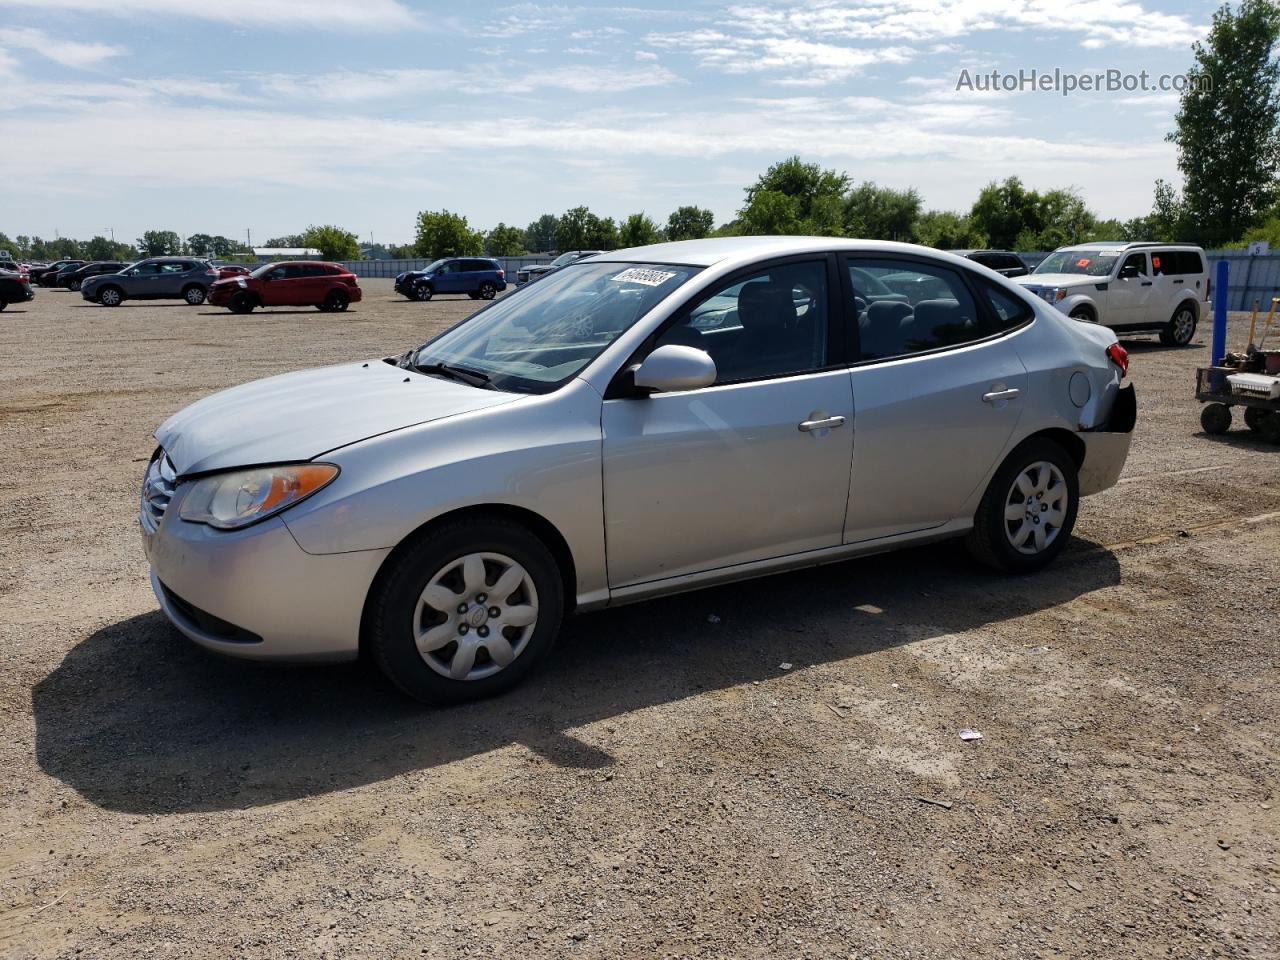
[140,451,177,532]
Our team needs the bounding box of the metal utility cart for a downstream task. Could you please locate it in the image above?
[1196,366,1280,442]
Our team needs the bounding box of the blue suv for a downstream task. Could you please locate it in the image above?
[395,257,507,302]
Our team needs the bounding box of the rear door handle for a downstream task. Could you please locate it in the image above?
[982,388,1020,403]
[1141,281,1153,287]
[798,416,846,432]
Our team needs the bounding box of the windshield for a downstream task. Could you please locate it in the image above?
[550,252,580,267]
[411,261,701,393]
[422,259,447,273]
[1034,251,1119,277]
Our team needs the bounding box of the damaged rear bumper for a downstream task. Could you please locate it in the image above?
[1079,383,1135,496]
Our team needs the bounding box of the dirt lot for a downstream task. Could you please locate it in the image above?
[1,281,1278,959]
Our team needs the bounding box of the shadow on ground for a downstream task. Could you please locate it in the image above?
[34,540,1120,814]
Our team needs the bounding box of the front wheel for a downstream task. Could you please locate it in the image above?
[367,516,564,704]
[479,282,497,300]
[1069,307,1095,324]
[966,439,1079,574]
[0,299,7,311]
[415,283,433,302]
[229,291,256,314]
[1160,304,1197,346]
[98,286,123,307]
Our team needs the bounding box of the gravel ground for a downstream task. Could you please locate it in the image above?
[1,282,1277,959]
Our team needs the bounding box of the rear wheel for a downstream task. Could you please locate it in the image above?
[69,279,82,292]
[0,298,7,311]
[966,439,1079,574]
[98,286,123,307]
[368,516,564,704]
[1200,403,1232,435]
[183,285,207,306]
[1160,303,1197,346]
[1260,413,1280,445]
[415,283,433,302]
[229,291,256,314]
[479,281,497,300]
[1244,407,1269,433]
[321,289,349,312]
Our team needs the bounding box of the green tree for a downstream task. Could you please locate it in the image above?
[264,234,305,248]
[187,233,237,257]
[300,224,360,260]
[619,212,662,247]
[523,214,558,253]
[0,232,15,257]
[744,156,850,223]
[968,178,1043,249]
[738,190,805,235]
[137,230,182,256]
[915,210,986,249]
[843,182,922,241]
[585,214,619,250]
[388,243,416,259]
[1169,0,1280,245]
[554,206,592,251]
[414,210,483,259]
[665,205,715,241]
[484,222,526,257]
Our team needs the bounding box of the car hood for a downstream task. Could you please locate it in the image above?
[1015,273,1103,288]
[156,360,522,475]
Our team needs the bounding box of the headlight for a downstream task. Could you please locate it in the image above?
[178,463,338,530]
[236,277,247,288]
[1053,288,1067,301]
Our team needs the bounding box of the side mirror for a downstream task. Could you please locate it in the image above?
[633,344,717,394]
[1119,265,1139,280]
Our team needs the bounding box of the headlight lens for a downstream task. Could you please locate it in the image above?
[178,463,338,530]
[1054,288,1067,301]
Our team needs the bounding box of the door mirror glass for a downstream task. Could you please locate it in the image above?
[633,344,718,393]
[1119,265,1139,280]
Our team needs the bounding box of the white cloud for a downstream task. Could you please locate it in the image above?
[647,28,915,84]
[634,50,659,61]
[0,26,122,69]
[0,0,417,30]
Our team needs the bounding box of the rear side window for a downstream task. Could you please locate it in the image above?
[978,281,1034,331]
[847,258,982,360]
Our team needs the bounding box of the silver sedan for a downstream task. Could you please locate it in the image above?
[140,238,1135,702]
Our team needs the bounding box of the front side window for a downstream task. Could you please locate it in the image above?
[1121,253,1148,277]
[1033,251,1119,277]
[654,260,829,384]
[847,259,981,360]
[411,261,701,393]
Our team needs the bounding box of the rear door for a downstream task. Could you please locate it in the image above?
[843,256,1029,542]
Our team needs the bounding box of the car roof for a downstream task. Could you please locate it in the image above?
[1062,241,1204,251]
[592,236,990,271]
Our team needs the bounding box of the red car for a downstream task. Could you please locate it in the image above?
[208,261,362,313]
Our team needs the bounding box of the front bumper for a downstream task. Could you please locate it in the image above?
[143,499,390,662]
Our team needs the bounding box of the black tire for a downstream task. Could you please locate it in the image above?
[229,291,256,314]
[0,299,7,311]
[415,283,433,302]
[1244,407,1270,433]
[183,285,207,306]
[97,285,124,307]
[479,282,497,300]
[965,438,1080,574]
[367,516,565,704]
[1160,302,1197,346]
[468,292,481,300]
[69,279,81,292]
[1200,403,1232,435]
[1261,413,1280,445]
[322,289,349,312]
[1069,307,1095,324]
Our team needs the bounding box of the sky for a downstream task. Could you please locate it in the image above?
[0,0,1217,247]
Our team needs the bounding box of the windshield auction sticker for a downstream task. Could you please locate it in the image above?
[612,268,677,286]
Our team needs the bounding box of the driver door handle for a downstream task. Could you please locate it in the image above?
[798,415,846,432]
[982,388,1020,403]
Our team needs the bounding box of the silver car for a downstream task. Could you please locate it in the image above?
[140,238,1135,702]
[82,257,216,306]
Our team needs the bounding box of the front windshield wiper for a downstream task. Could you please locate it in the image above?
[415,361,493,388]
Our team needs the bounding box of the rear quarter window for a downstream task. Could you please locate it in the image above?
[978,280,1034,332]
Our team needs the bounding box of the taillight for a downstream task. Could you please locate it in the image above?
[497,269,505,279]
[1106,342,1129,376]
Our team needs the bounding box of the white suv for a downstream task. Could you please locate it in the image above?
[1016,242,1210,346]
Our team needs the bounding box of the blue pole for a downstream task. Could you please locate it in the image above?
[1212,259,1229,366]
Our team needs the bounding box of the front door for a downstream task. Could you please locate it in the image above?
[260,264,306,306]
[601,257,854,588]
[1107,252,1154,328]
[843,257,1029,542]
